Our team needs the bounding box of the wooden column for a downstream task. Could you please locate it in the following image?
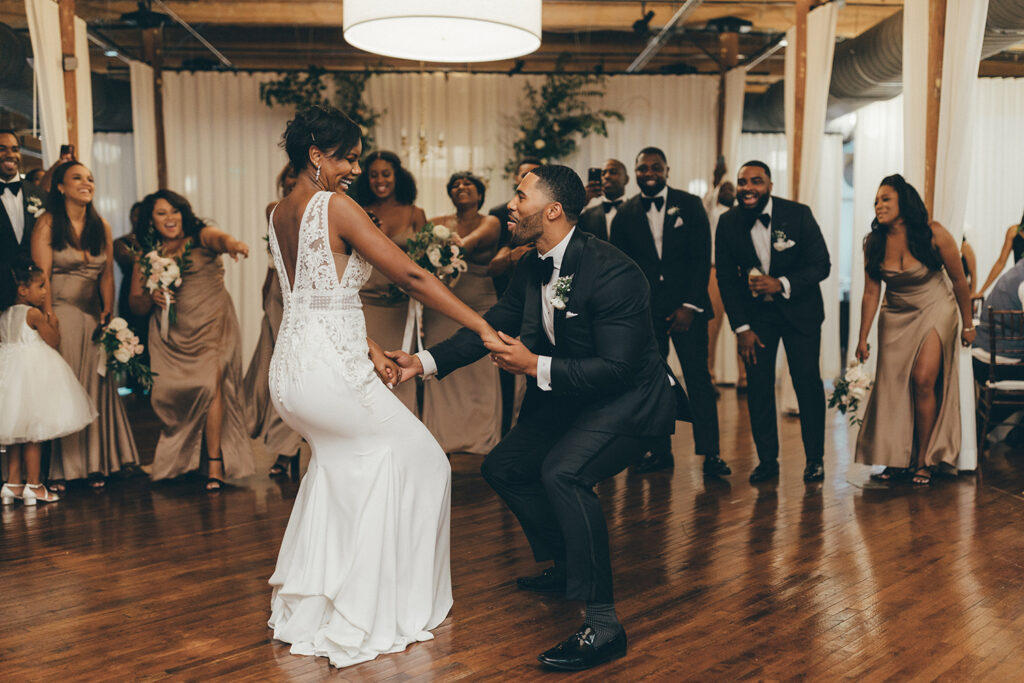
[141,27,168,189]
[790,0,811,203]
[716,31,740,159]
[58,0,77,151]
[924,0,947,214]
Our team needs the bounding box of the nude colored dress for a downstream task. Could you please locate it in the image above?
[422,263,501,455]
[49,247,140,480]
[244,270,304,456]
[359,224,418,415]
[855,263,961,469]
[148,246,254,480]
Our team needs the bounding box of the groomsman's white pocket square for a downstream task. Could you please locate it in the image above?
[673,217,684,229]
[566,311,579,319]
[773,239,796,251]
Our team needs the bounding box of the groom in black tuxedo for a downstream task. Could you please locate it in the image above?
[715,160,831,483]
[389,165,685,671]
[0,130,41,269]
[610,147,728,477]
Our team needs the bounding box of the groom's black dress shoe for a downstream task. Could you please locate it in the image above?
[703,455,731,477]
[538,625,627,671]
[635,451,674,474]
[748,461,779,483]
[803,461,825,482]
[516,566,566,593]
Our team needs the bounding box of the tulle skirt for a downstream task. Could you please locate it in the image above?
[0,343,97,444]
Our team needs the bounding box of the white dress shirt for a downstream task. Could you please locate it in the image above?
[1,182,25,243]
[417,228,577,393]
[643,186,669,259]
[735,198,790,334]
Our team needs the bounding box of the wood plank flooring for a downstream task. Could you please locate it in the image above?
[3,388,1024,681]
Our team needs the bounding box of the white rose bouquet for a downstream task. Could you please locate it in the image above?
[136,241,191,337]
[404,221,468,287]
[828,351,873,425]
[95,317,153,390]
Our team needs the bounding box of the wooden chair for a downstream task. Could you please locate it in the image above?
[975,307,1024,458]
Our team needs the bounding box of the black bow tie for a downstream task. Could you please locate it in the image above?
[757,212,771,229]
[532,256,554,286]
[0,180,22,195]
[602,199,622,213]
[641,195,664,212]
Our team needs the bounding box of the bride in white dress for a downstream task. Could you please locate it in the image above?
[266,106,500,668]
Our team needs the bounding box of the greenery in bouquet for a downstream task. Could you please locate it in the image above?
[259,68,384,151]
[505,56,624,177]
[97,317,154,391]
[828,350,872,426]
[135,238,191,325]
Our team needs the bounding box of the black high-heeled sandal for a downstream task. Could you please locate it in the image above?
[206,456,225,491]
[268,453,299,478]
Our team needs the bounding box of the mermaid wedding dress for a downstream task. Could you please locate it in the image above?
[266,191,452,668]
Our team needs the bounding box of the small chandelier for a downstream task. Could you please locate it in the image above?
[343,0,542,63]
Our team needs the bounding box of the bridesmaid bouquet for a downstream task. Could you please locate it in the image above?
[96,317,153,390]
[406,222,468,287]
[137,242,191,338]
[828,353,873,425]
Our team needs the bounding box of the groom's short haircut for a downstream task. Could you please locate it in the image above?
[529,165,587,223]
[636,146,667,164]
[740,160,772,179]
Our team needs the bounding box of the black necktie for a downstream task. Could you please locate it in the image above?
[602,199,623,214]
[0,180,22,196]
[532,256,554,286]
[758,212,771,228]
[641,195,664,212]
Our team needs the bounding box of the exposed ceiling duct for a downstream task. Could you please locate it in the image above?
[743,0,1024,132]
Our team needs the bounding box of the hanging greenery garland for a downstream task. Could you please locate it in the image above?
[259,68,384,151]
[505,57,624,176]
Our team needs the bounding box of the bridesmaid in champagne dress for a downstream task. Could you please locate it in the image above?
[423,171,503,455]
[31,161,140,490]
[854,175,975,485]
[129,190,253,490]
[245,164,304,477]
[350,151,426,415]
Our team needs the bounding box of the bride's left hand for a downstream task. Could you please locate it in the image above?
[367,339,401,388]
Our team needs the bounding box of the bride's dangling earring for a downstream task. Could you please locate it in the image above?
[315,165,321,184]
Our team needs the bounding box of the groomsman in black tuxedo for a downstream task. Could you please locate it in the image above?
[390,165,686,671]
[609,147,729,477]
[0,130,42,269]
[715,160,831,483]
[577,159,629,241]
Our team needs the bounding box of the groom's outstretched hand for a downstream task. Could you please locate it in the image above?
[486,331,538,377]
[385,349,423,383]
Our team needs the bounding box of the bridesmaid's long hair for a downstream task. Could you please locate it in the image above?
[46,161,106,256]
[138,190,207,244]
[348,150,418,207]
[863,174,943,281]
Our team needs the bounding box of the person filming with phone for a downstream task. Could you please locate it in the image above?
[578,159,628,242]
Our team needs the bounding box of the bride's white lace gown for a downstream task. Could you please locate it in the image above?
[266,191,452,668]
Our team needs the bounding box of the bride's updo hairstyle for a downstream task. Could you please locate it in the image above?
[863,173,943,281]
[283,105,361,173]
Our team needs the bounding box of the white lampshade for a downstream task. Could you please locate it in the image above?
[343,0,542,63]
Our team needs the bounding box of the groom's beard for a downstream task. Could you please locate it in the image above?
[510,210,544,246]
[739,193,770,215]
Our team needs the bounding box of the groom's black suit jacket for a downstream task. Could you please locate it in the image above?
[609,187,713,320]
[0,182,40,267]
[715,196,830,336]
[429,229,687,437]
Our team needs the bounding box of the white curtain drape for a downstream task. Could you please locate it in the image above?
[91,133,137,240]
[902,0,929,191]
[162,71,292,359]
[721,66,746,174]
[130,61,160,197]
[24,0,67,166]
[73,16,92,169]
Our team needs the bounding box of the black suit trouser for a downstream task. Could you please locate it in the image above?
[481,409,648,603]
[746,316,825,464]
[652,315,719,456]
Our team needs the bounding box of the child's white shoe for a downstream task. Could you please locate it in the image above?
[23,483,59,506]
[1,483,23,505]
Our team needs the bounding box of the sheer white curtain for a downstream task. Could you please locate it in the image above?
[130,61,160,197]
[161,71,292,359]
[24,0,67,165]
[73,17,92,169]
[91,133,138,240]
[721,67,746,174]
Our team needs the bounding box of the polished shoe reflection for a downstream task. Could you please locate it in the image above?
[748,460,780,483]
[702,454,732,477]
[634,451,674,474]
[538,625,627,671]
[803,460,825,482]
[516,565,566,594]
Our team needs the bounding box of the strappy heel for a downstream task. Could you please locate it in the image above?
[206,457,225,491]
[1,483,23,505]
[23,483,59,505]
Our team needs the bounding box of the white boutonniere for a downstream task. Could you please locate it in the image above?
[667,206,679,217]
[26,196,44,217]
[772,229,795,251]
[551,275,573,311]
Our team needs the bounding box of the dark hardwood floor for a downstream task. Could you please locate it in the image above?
[3,388,1024,681]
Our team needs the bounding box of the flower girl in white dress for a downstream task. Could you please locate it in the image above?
[0,258,96,505]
